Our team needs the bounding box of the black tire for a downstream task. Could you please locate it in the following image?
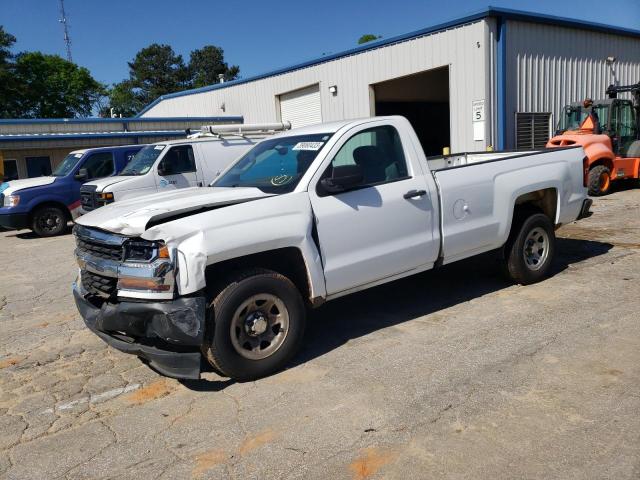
[203,268,306,381]
[502,213,556,285]
[31,206,68,237]
[587,165,611,196]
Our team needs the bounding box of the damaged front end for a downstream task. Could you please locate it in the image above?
[72,224,206,379]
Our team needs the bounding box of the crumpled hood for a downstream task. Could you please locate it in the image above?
[85,176,133,192]
[75,186,273,236]
[0,177,56,196]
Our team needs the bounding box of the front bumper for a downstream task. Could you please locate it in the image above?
[0,212,30,230]
[73,283,206,379]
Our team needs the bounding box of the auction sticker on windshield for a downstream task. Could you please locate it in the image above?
[154,145,166,150]
[292,142,324,151]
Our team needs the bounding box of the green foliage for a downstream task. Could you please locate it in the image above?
[0,25,105,118]
[106,43,240,116]
[0,26,18,118]
[12,52,105,118]
[189,45,239,88]
[358,34,382,44]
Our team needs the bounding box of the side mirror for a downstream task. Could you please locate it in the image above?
[157,163,167,176]
[74,168,88,181]
[320,164,364,193]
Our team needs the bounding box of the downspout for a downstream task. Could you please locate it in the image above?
[496,16,507,150]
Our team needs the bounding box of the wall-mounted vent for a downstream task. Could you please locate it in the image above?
[515,112,551,149]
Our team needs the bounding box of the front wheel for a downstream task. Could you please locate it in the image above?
[31,206,68,237]
[502,213,556,285]
[203,269,306,381]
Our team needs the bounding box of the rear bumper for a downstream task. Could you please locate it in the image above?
[0,212,30,230]
[576,198,593,220]
[73,283,206,379]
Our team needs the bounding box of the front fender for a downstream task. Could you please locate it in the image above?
[141,193,327,300]
[583,143,615,169]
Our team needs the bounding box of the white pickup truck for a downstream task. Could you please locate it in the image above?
[78,123,289,213]
[72,116,592,381]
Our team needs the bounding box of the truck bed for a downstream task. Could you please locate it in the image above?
[426,146,585,265]
[426,149,547,172]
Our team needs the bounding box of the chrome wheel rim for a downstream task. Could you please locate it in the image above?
[523,227,550,271]
[230,294,289,360]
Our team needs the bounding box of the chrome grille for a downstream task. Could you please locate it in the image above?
[76,237,123,261]
[81,271,117,297]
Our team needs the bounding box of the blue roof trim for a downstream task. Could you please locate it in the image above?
[0,131,191,143]
[136,6,640,117]
[0,116,243,125]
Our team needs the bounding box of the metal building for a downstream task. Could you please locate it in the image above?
[0,116,241,180]
[138,7,640,153]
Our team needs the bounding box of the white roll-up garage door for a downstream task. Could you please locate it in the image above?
[279,84,322,128]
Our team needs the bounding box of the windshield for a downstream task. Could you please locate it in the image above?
[558,104,610,132]
[213,133,332,193]
[120,145,165,175]
[51,152,83,177]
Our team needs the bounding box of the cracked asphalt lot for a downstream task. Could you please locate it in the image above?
[1,187,639,479]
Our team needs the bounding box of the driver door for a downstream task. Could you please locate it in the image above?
[155,145,201,190]
[309,122,438,296]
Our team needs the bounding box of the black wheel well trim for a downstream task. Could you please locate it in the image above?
[204,247,313,306]
[29,201,71,222]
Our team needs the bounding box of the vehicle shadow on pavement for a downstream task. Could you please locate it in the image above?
[8,225,73,239]
[292,237,612,368]
[179,238,611,390]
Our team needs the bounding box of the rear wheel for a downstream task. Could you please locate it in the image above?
[31,206,68,237]
[502,213,556,285]
[203,269,306,381]
[588,165,611,196]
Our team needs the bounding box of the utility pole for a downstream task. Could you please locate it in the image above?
[58,0,73,62]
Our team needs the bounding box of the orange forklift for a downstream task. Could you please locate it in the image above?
[547,82,640,196]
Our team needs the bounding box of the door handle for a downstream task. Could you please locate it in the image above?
[403,189,427,199]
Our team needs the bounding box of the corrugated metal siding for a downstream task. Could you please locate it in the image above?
[505,20,640,148]
[141,21,492,153]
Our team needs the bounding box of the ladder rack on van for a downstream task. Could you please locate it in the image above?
[187,121,292,139]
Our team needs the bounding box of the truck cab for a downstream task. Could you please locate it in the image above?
[79,123,290,213]
[0,145,143,236]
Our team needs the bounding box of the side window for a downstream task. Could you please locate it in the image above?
[83,152,115,180]
[159,145,196,175]
[327,125,408,186]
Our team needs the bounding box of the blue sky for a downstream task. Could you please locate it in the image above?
[2,0,639,88]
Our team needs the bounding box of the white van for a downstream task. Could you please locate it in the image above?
[79,122,289,213]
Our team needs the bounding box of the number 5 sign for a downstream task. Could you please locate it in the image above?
[472,99,485,141]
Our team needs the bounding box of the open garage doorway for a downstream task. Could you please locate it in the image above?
[372,66,450,156]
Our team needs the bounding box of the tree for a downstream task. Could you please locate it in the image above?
[126,44,190,106]
[358,34,381,44]
[0,26,18,117]
[189,45,239,88]
[106,43,240,116]
[11,52,105,118]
